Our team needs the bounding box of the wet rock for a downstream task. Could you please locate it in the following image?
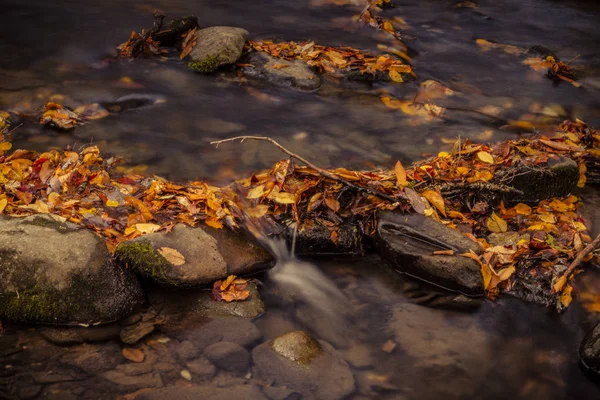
[194,282,265,318]
[341,343,373,369]
[151,16,199,46]
[17,384,42,399]
[186,27,248,73]
[120,321,156,345]
[204,341,250,372]
[374,211,484,296]
[160,316,261,349]
[503,156,579,205]
[388,302,491,397]
[103,370,163,389]
[60,342,122,374]
[580,322,600,376]
[0,214,143,325]
[242,52,321,91]
[291,221,363,256]
[99,94,165,114]
[115,224,273,287]
[40,325,121,345]
[136,384,267,400]
[252,331,355,400]
[185,357,216,381]
[174,340,201,362]
[488,231,530,247]
[31,370,85,384]
[261,386,302,400]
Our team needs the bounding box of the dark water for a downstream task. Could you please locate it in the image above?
[1,0,600,398]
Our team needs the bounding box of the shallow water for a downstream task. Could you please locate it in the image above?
[1,0,600,398]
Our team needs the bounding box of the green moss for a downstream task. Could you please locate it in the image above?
[115,240,176,286]
[187,55,222,74]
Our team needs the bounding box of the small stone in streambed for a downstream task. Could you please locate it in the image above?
[122,347,145,363]
[203,341,250,372]
[186,27,248,73]
[252,330,355,400]
[174,340,201,362]
[194,282,265,319]
[103,370,163,389]
[120,321,156,345]
[40,325,121,345]
[242,52,322,91]
[261,386,302,400]
[185,357,216,381]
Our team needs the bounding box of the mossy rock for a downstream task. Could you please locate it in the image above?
[115,224,274,287]
[186,26,248,74]
[0,214,143,325]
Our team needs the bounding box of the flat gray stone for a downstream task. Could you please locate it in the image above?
[203,341,250,372]
[0,214,143,325]
[374,211,484,296]
[186,356,216,381]
[40,325,121,345]
[115,224,273,287]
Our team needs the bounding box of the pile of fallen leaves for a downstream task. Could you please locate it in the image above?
[211,275,251,302]
[0,118,598,308]
[248,40,413,82]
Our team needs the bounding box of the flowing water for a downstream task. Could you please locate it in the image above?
[1,0,600,398]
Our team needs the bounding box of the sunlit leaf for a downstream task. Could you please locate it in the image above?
[394,160,407,187]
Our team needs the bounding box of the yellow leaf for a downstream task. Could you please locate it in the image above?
[135,223,161,234]
[573,221,587,231]
[157,247,186,266]
[553,275,567,293]
[486,212,507,233]
[421,189,445,216]
[124,226,137,236]
[395,160,407,187]
[220,275,237,291]
[476,151,494,164]
[0,142,12,151]
[106,199,119,207]
[205,217,223,229]
[388,70,404,83]
[246,204,269,218]
[274,191,298,205]
[246,184,265,199]
[497,265,515,281]
[513,203,532,215]
[560,284,573,308]
[481,264,492,290]
[438,151,451,158]
[0,198,7,213]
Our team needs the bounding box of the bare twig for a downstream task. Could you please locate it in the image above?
[555,233,600,292]
[210,136,400,203]
[438,181,523,195]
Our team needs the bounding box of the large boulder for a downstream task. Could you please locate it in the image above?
[252,330,355,400]
[0,214,143,325]
[242,52,322,91]
[374,211,484,296]
[186,26,248,73]
[580,322,600,377]
[115,224,273,287]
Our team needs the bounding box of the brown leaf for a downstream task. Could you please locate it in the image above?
[433,249,454,256]
[405,187,427,214]
[157,247,186,266]
[324,198,340,212]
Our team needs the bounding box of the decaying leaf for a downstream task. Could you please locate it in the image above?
[157,247,186,266]
[212,275,250,302]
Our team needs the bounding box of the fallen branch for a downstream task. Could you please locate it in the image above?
[554,232,600,292]
[210,136,400,203]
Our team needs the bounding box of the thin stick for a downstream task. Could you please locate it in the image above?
[210,136,400,203]
[555,232,600,292]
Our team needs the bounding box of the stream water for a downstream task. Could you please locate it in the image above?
[1,0,600,399]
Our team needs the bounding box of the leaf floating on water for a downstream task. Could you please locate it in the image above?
[158,247,186,266]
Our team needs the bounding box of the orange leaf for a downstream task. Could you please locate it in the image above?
[421,189,445,216]
[395,160,407,187]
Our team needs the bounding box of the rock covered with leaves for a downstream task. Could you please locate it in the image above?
[0,214,143,324]
[115,224,273,287]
